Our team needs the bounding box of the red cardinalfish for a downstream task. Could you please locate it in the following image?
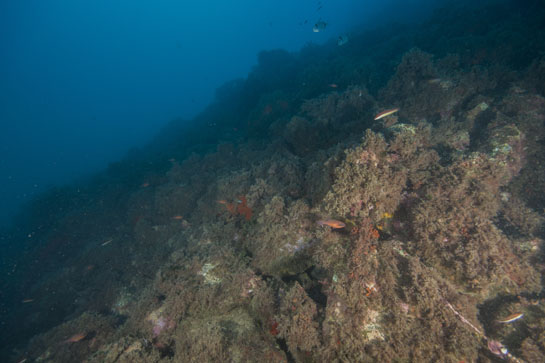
[374,108,399,120]
[317,219,346,229]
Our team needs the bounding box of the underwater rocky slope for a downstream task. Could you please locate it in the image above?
[2,1,545,362]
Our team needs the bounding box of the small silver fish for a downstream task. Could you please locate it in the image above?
[337,34,349,46]
[313,20,327,33]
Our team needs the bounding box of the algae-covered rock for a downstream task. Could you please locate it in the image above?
[323,130,405,221]
[246,196,315,276]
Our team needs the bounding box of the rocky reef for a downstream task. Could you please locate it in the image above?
[2,1,545,362]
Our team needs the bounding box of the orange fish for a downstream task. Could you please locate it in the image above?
[171,215,184,220]
[497,312,524,324]
[328,83,338,88]
[317,219,346,229]
[21,299,34,304]
[217,200,227,205]
[64,332,87,343]
[374,108,399,120]
[262,104,273,116]
[141,182,150,188]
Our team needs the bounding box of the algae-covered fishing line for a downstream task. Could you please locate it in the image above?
[444,299,524,362]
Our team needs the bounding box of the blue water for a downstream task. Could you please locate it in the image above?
[0,0,412,229]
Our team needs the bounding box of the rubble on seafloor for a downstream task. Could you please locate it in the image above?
[3,2,545,362]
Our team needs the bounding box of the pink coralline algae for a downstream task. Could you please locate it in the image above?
[153,317,168,337]
[147,307,176,337]
[487,339,508,358]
